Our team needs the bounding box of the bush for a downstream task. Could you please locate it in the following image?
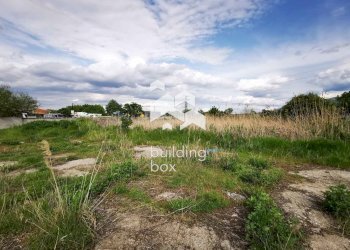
[281,93,334,118]
[230,159,282,187]
[219,157,239,171]
[248,157,269,169]
[324,184,350,219]
[336,91,350,114]
[121,115,132,130]
[246,192,301,249]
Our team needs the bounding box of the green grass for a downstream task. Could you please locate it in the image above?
[27,189,94,250]
[128,128,350,168]
[0,119,347,248]
[91,161,144,196]
[0,120,107,248]
[166,191,229,213]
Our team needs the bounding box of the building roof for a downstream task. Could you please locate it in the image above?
[33,108,49,115]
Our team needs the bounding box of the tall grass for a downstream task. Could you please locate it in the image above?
[96,107,350,140]
[25,138,106,249]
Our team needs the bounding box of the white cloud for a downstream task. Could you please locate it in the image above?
[237,75,289,92]
[0,0,349,111]
[0,0,266,64]
[316,63,350,91]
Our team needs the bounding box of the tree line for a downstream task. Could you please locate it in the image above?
[1,84,349,118]
[56,100,143,117]
[0,85,144,118]
[206,91,350,117]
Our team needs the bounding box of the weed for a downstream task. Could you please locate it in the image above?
[126,187,151,203]
[245,191,302,249]
[219,157,239,171]
[166,191,229,213]
[114,183,129,194]
[27,190,94,250]
[248,157,269,169]
[324,184,350,217]
[91,161,142,195]
[324,184,350,235]
[166,198,195,212]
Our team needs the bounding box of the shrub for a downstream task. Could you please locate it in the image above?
[336,91,350,114]
[246,192,301,249]
[281,93,334,118]
[324,184,350,217]
[238,167,262,184]
[121,115,132,130]
[248,157,269,169]
[219,157,239,171]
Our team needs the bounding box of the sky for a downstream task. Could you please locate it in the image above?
[0,0,350,112]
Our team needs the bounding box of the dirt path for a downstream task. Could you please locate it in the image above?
[277,169,350,250]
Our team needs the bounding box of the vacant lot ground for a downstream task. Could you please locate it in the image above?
[0,118,349,249]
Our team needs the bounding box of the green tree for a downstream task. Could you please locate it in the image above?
[123,102,143,117]
[207,106,223,116]
[336,91,350,114]
[57,104,106,117]
[106,99,123,115]
[280,93,334,118]
[0,85,38,117]
[224,108,233,115]
[57,106,72,117]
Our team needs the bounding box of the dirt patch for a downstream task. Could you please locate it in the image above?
[155,191,182,201]
[309,234,350,250]
[52,158,97,177]
[134,145,164,159]
[40,140,98,177]
[0,161,18,168]
[0,161,38,177]
[277,169,350,249]
[6,168,38,177]
[95,195,247,249]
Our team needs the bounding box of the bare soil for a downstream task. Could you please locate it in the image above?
[94,194,247,250]
[277,169,350,249]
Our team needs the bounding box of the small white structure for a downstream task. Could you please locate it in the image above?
[44,113,64,119]
[72,112,102,118]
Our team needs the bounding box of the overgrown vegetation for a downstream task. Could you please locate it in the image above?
[324,184,350,235]
[0,108,348,249]
[246,191,302,249]
[121,115,133,130]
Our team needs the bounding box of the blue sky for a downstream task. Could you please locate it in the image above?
[0,0,349,111]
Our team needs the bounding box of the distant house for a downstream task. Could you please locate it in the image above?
[22,108,49,119]
[33,108,49,117]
